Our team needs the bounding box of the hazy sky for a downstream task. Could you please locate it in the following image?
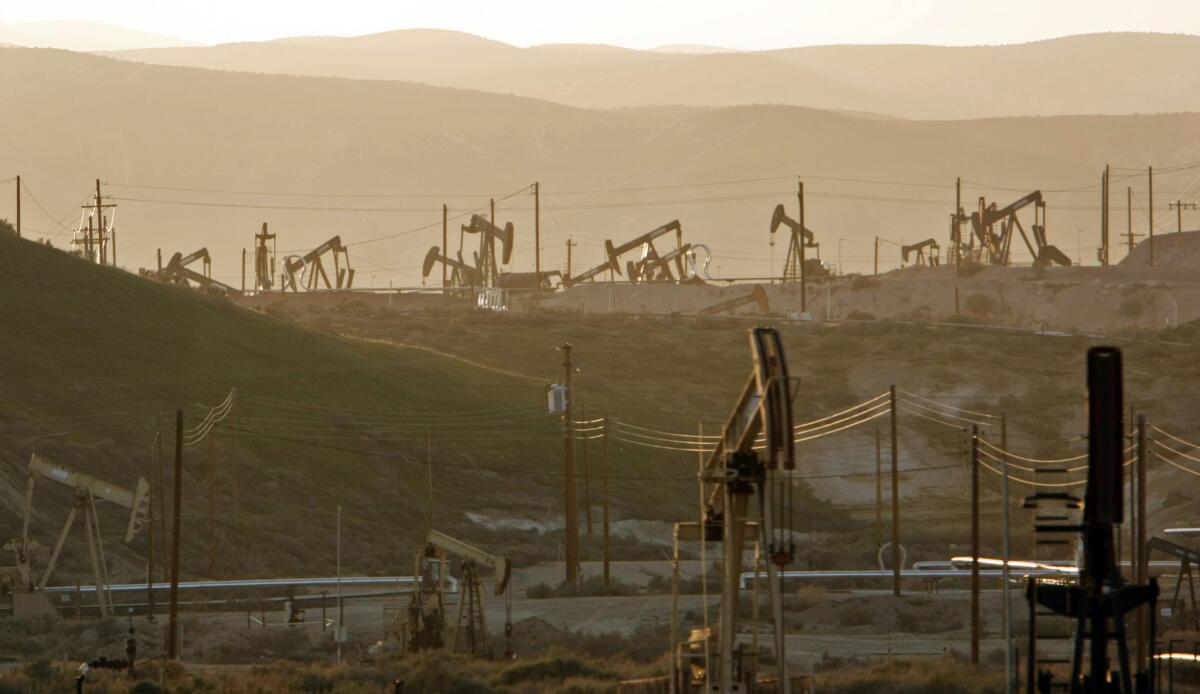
[2,0,1198,49]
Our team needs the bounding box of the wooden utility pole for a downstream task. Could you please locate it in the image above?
[581,403,592,536]
[566,238,577,279]
[873,237,879,276]
[146,450,156,620]
[534,182,541,283]
[1101,165,1110,266]
[1149,167,1155,266]
[1170,200,1197,233]
[95,179,106,266]
[889,386,900,596]
[1126,187,1135,256]
[441,204,448,293]
[798,180,807,314]
[156,417,168,582]
[241,248,246,294]
[561,344,579,586]
[970,425,980,666]
[1136,415,1149,666]
[167,409,183,660]
[954,176,964,269]
[14,175,20,238]
[602,417,611,587]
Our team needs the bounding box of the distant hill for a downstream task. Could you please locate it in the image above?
[1,46,1198,284]
[107,30,1200,118]
[0,21,197,51]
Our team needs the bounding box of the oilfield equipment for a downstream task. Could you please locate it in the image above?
[1147,537,1200,631]
[461,213,515,288]
[952,190,1072,267]
[402,529,511,658]
[698,284,770,317]
[5,454,150,619]
[422,245,483,289]
[770,203,821,283]
[148,247,243,297]
[901,238,940,267]
[675,327,796,693]
[282,235,355,291]
[604,219,684,282]
[71,180,117,266]
[253,222,277,291]
[1024,347,1158,693]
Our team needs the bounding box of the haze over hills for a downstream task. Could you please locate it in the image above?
[0,21,197,51]
[1,46,1198,285]
[106,30,1200,119]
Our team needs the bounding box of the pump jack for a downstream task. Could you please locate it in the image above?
[770,204,822,282]
[901,238,941,267]
[6,454,150,619]
[253,223,276,291]
[1025,347,1158,693]
[962,191,1071,267]
[698,285,770,317]
[405,529,511,658]
[281,236,354,291]
[461,215,514,288]
[422,246,483,289]
[149,247,242,297]
[605,220,684,280]
[682,327,795,693]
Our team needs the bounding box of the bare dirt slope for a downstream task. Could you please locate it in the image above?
[108,31,1200,119]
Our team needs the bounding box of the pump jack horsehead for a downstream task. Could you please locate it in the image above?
[695,327,796,693]
[461,214,514,287]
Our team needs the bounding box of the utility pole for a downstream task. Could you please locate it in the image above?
[798,180,807,314]
[534,182,541,284]
[1148,167,1155,266]
[14,174,20,238]
[873,236,879,276]
[970,425,980,667]
[156,416,168,582]
[566,238,577,279]
[146,449,156,620]
[581,403,592,536]
[1001,414,1014,693]
[441,204,448,293]
[167,409,183,660]
[1136,415,1148,667]
[1126,187,1136,257]
[336,504,343,666]
[602,417,611,588]
[1101,165,1110,266]
[889,386,900,596]
[1170,200,1197,233]
[561,344,579,586]
[955,177,962,267]
[241,248,246,294]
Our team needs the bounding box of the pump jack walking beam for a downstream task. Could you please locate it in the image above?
[700,328,795,693]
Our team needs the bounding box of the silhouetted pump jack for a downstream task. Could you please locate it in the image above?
[1026,346,1158,693]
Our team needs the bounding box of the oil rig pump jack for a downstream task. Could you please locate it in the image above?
[770,204,822,282]
[405,529,512,659]
[1025,347,1158,693]
[952,191,1072,267]
[253,223,277,292]
[684,327,797,693]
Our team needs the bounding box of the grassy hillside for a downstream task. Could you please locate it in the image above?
[0,232,573,584]
[1,47,1198,286]
[3,228,1200,587]
[109,31,1200,118]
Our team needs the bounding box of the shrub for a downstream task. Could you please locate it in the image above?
[495,654,616,686]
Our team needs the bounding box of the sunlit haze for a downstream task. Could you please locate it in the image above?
[3,0,1200,48]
